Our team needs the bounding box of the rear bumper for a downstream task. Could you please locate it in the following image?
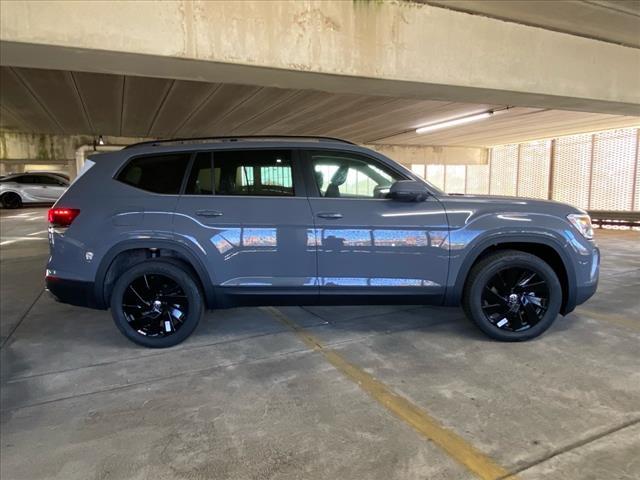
[45,276,102,309]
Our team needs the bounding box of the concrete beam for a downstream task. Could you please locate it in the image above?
[365,144,487,166]
[1,1,639,116]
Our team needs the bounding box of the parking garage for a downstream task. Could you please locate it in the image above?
[1,1,639,479]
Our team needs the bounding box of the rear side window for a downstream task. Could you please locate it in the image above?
[117,153,190,194]
[184,150,294,197]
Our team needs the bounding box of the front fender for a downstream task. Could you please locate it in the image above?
[443,211,582,313]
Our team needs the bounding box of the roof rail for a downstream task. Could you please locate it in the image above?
[124,135,355,149]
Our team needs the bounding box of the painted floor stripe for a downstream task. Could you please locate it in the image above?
[262,306,513,480]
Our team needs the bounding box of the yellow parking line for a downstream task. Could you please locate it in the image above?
[263,306,513,480]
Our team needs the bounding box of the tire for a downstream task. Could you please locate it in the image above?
[462,250,562,341]
[1,192,23,209]
[110,259,204,348]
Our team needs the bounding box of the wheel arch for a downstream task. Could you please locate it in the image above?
[446,235,577,315]
[94,240,215,309]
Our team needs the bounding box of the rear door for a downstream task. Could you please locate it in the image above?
[39,175,68,201]
[303,149,449,301]
[174,149,317,298]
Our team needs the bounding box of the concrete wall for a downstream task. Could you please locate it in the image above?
[0,132,144,176]
[1,0,639,115]
[366,144,487,167]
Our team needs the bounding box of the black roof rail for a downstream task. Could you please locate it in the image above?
[124,135,355,149]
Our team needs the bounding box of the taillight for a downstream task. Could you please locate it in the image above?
[48,208,80,227]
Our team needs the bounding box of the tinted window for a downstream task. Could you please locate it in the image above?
[309,151,403,199]
[185,152,213,195]
[117,153,190,194]
[214,150,294,196]
[36,175,66,185]
[10,176,33,184]
[42,175,69,187]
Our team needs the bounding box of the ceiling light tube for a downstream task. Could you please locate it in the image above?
[415,111,494,134]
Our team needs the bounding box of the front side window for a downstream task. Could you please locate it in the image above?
[117,153,190,194]
[214,150,294,196]
[309,151,403,199]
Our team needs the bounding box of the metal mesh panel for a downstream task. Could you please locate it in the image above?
[552,133,592,209]
[635,131,640,211]
[518,140,551,199]
[445,165,466,194]
[465,164,490,194]
[590,128,637,211]
[426,164,445,190]
[489,144,518,196]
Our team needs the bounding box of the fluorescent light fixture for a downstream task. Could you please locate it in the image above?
[415,111,494,134]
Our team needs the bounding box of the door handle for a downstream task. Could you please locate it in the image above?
[195,210,223,218]
[317,212,343,219]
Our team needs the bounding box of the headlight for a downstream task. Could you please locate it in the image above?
[567,213,594,240]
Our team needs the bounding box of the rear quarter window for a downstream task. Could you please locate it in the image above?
[117,153,190,194]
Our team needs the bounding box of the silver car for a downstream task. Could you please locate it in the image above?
[0,172,69,208]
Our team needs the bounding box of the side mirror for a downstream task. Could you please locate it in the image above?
[389,180,431,202]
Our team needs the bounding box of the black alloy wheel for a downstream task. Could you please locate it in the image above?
[481,267,549,332]
[463,250,562,341]
[122,273,189,337]
[110,260,203,348]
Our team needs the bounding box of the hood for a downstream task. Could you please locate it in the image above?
[439,193,584,229]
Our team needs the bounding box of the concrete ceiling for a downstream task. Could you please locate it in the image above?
[1,66,638,147]
[423,0,640,49]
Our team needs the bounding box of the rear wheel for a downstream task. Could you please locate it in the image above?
[110,260,203,348]
[462,250,562,341]
[1,192,22,209]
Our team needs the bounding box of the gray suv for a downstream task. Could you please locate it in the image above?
[46,137,599,348]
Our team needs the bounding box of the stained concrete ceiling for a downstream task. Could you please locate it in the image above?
[423,0,640,49]
[1,66,638,147]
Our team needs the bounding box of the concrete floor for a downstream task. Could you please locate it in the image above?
[1,207,639,480]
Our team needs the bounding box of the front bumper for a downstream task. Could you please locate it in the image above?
[573,245,600,308]
[45,276,101,309]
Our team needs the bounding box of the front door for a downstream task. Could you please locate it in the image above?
[174,149,317,299]
[304,149,449,301]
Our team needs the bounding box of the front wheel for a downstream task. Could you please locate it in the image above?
[110,260,204,348]
[462,250,562,341]
[1,192,23,209]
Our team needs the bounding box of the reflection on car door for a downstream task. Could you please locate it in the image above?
[304,149,449,301]
[174,149,317,299]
